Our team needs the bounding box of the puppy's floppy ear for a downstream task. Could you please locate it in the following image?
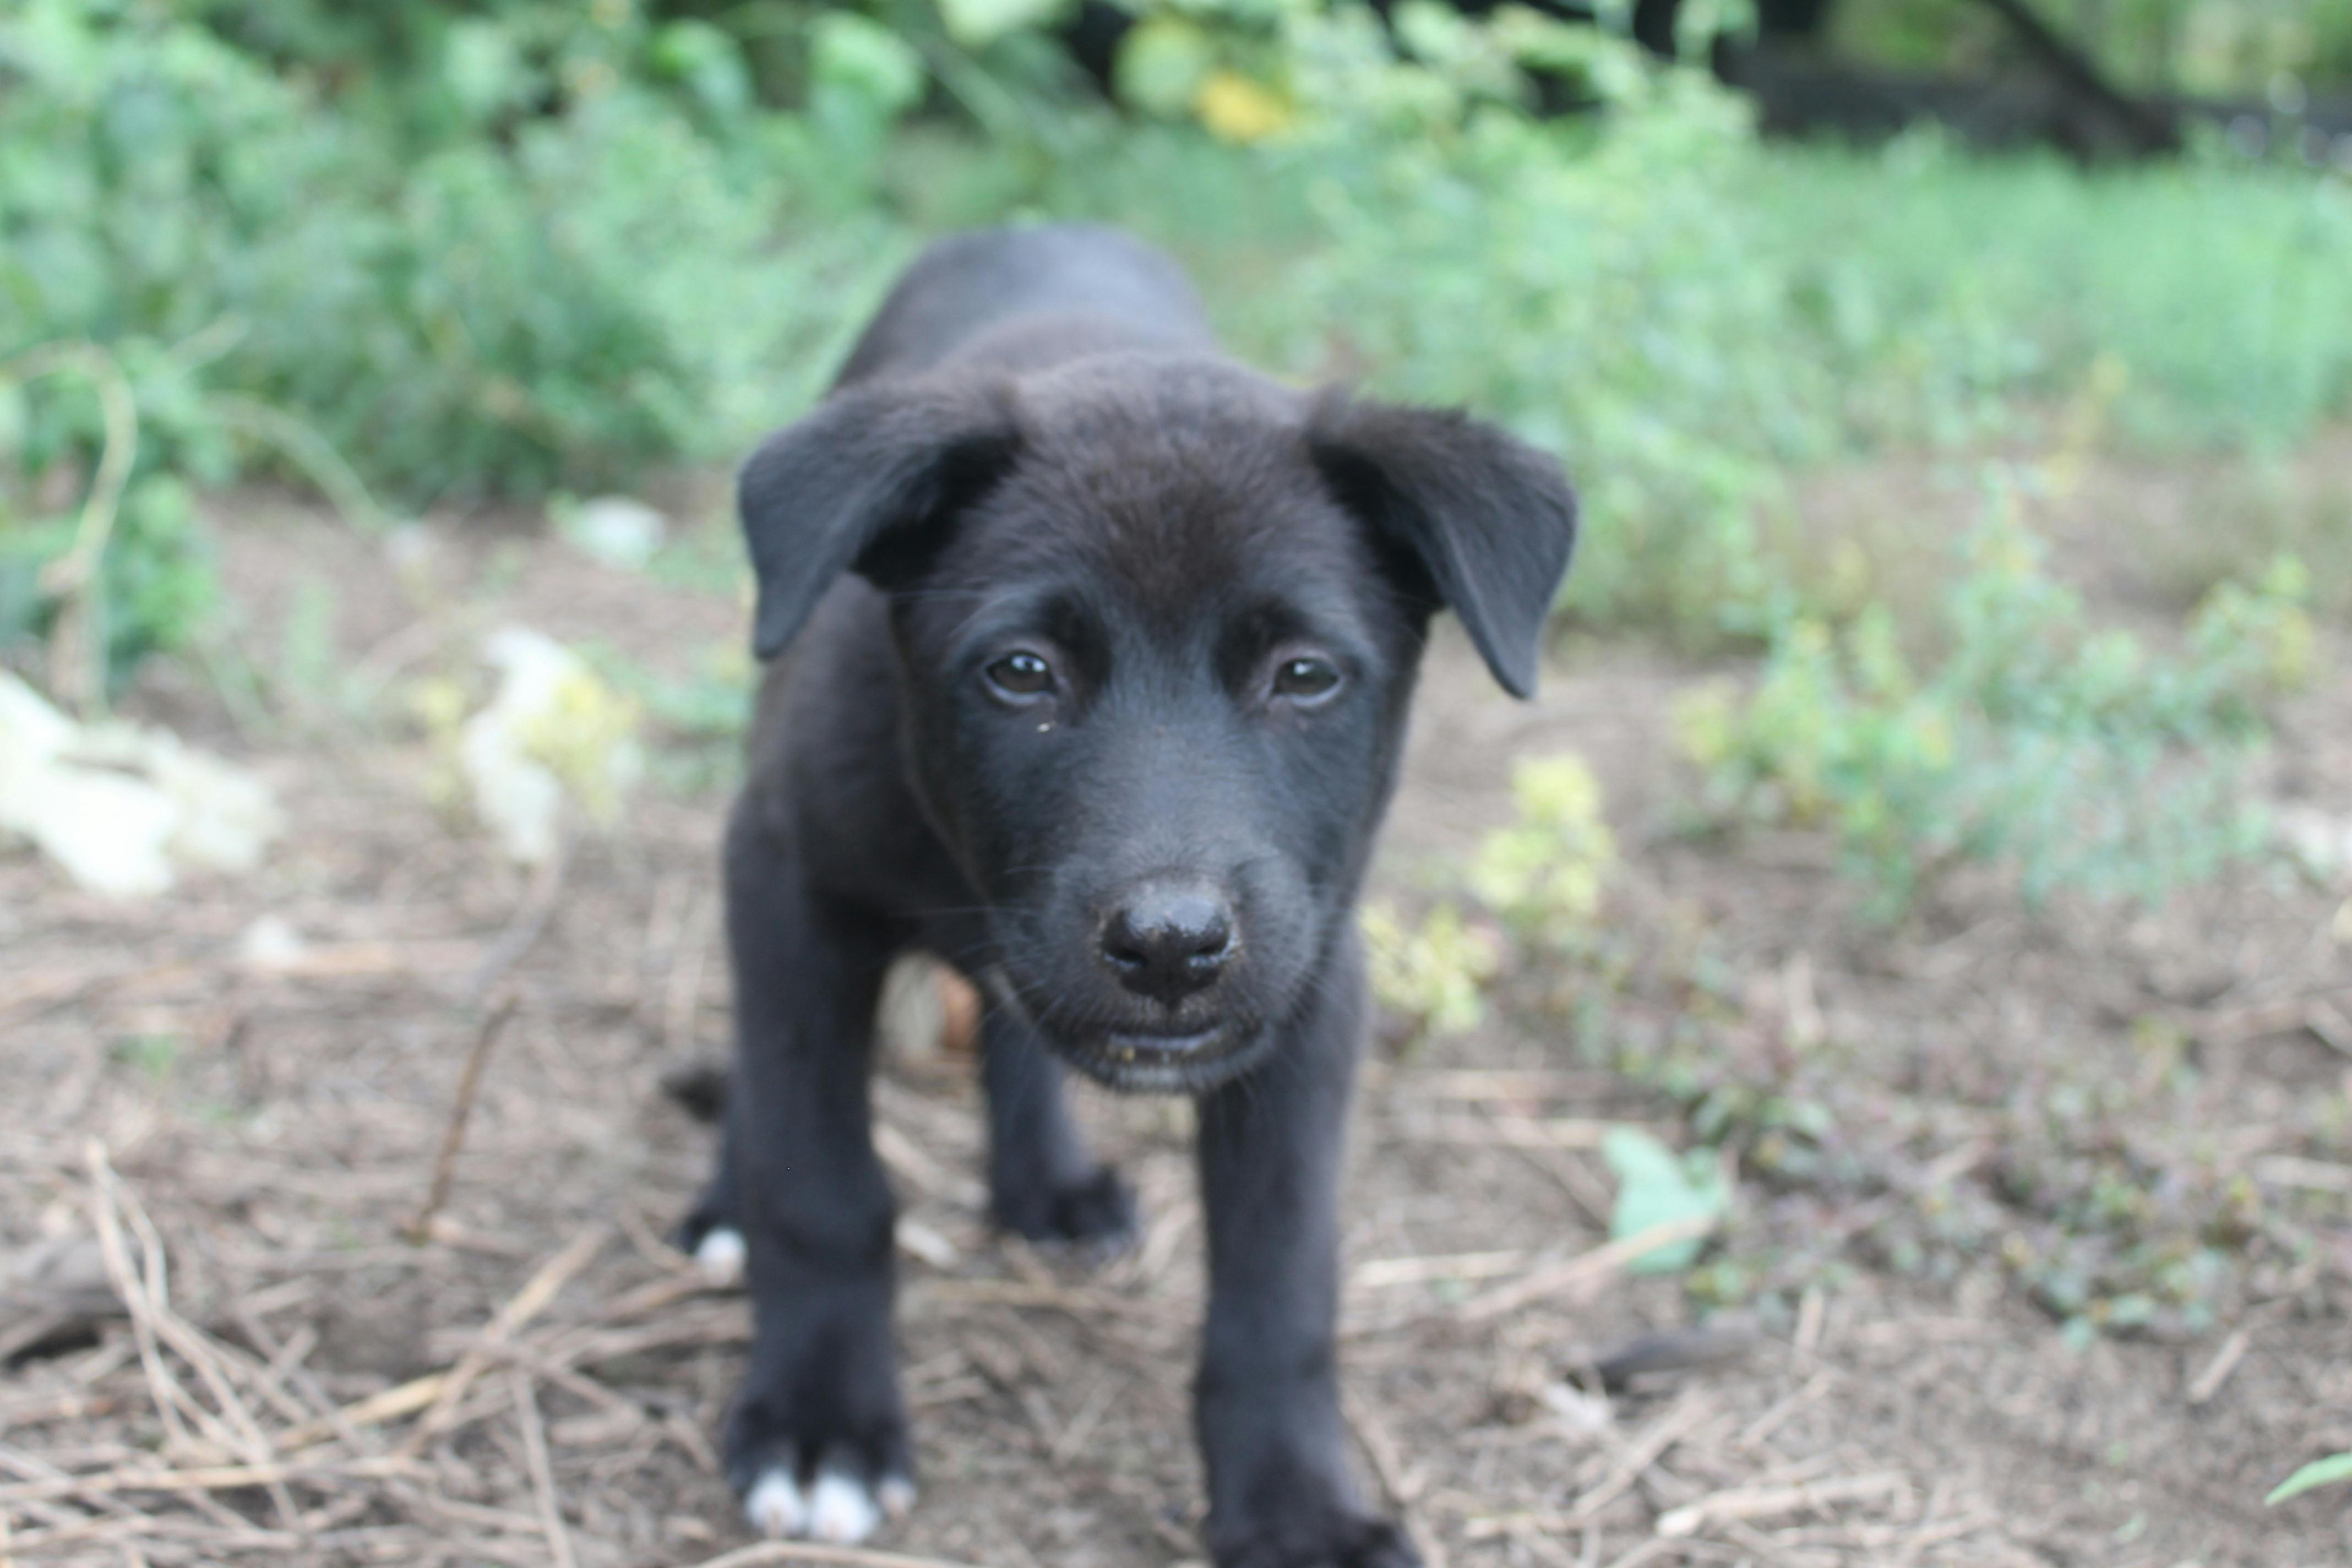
[739,379,1022,659]
[1307,393,1576,699]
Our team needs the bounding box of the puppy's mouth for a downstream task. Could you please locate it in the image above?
[1103,1024,1224,1057]
[978,970,1265,1094]
[1066,1021,1262,1093]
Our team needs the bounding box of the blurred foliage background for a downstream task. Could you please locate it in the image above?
[2,0,2347,898]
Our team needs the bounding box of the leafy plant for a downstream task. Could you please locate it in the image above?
[1468,753,1618,947]
[1676,471,2311,915]
[0,342,222,705]
[0,0,906,686]
[1360,899,1502,1044]
[1362,752,1612,1045]
[15,0,2352,701]
[1514,898,2340,1339]
[1262,48,1799,643]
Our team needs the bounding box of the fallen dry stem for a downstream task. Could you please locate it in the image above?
[508,1369,577,1568]
[1560,1390,1712,1529]
[1655,1471,1910,1538]
[1457,1215,1718,1324]
[406,991,522,1242]
[0,1455,417,1506]
[465,837,571,1003]
[1344,1391,1450,1568]
[399,1224,607,1457]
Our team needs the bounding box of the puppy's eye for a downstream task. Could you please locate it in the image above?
[1272,657,1341,702]
[984,651,1055,700]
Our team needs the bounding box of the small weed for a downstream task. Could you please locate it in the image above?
[109,1033,183,1083]
[274,576,346,722]
[1675,471,2311,917]
[1468,754,1617,949]
[1361,899,1501,1046]
[2268,1452,2352,1506]
[1390,723,2340,1338]
[1364,750,1613,1048]
[2150,462,2352,624]
[1536,918,2340,1337]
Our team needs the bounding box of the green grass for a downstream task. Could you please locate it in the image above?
[1744,138,2352,454]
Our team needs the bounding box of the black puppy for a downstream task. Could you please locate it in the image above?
[683,224,1576,1566]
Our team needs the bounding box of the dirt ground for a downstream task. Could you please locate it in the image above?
[4,460,2350,1568]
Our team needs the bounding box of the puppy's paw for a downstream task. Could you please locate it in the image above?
[993,1163,1139,1254]
[692,1226,747,1288]
[1218,1516,1422,1568]
[742,1458,916,1544]
[674,1183,742,1287]
[727,1403,913,1545]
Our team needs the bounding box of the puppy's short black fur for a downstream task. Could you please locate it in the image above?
[684,224,1576,1566]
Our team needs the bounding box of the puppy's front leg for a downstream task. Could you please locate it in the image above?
[721,806,912,1544]
[982,1008,1137,1248]
[1194,941,1418,1568]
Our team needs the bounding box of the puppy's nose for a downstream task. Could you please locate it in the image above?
[1099,884,1234,1003]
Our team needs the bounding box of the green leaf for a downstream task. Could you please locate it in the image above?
[2267,1452,2352,1506]
[1393,0,1475,67]
[1115,16,1217,118]
[1602,1126,1728,1275]
[809,15,927,117]
[442,20,527,120]
[936,0,1072,50]
[649,21,754,118]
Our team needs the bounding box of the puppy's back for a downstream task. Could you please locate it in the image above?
[834,224,1215,388]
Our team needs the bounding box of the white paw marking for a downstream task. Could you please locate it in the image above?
[876,1473,918,1521]
[744,1468,807,1538]
[694,1227,746,1288]
[806,1471,883,1544]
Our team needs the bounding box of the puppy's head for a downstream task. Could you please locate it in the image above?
[741,357,1574,1091]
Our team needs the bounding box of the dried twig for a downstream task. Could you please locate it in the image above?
[2185,1327,2252,1407]
[0,1455,415,1506]
[0,960,205,1031]
[406,992,522,1243]
[465,838,571,1004]
[1735,1371,1834,1450]
[1344,1392,1449,1568]
[508,1369,578,1568]
[83,1147,221,1461]
[1407,1117,1629,1149]
[1654,1470,1909,1537]
[1352,1250,1527,1291]
[110,1175,302,1530]
[278,1371,447,1451]
[1457,1216,1718,1324]
[400,1226,607,1457]
[1560,1390,1711,1528]
[2175,987,2352,1050]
